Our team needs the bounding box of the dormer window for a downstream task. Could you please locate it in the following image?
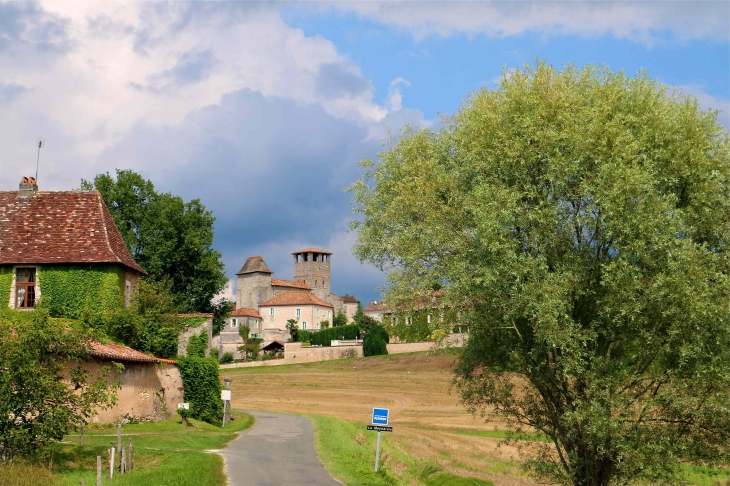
[16,268,36,308]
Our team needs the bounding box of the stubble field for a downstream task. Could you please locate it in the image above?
[225,351,536,486]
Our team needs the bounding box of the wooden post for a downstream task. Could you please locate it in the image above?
[96,456,102,486]
[81,479,85,486]
[109,443,115,480]
[128,437,133,472]
[117,424,122,451]
[120,445,126,474]
[80,422,84,446]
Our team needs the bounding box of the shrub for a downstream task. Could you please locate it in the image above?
[363,324,389,357]
[294,324,359,345]
[220,352,234,364]
[186,330,208,358]
[177,357,223,425]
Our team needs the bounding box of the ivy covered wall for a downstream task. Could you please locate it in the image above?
[0,267,13,307]
[38,264,125,318]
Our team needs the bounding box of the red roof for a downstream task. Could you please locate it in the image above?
[231,307,261,319]
[260,291,333,308]
[341,296,359,304]
[0,190,145,274]
[271,278,312,290]
[236,256,273,275]
[364,302,384,312]
[291,247,332,255]
[89,341,175,364]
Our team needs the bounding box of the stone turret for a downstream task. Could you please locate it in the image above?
[292,247,332,301]
[235,256,274,309]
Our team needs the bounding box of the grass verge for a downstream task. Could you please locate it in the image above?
[0,413,254,486]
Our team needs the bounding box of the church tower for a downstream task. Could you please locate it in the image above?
[292,247,332,301]
[235,256,274,309]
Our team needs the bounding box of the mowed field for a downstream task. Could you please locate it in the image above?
[225,351,535,486]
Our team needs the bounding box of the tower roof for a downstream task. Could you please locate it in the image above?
[291,247,332,255]
[236,256,273,275]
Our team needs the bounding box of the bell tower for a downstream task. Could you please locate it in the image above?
[292,247,332,300]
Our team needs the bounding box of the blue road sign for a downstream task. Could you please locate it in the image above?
[372,408,389,425]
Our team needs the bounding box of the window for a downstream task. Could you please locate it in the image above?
[315,321,320,329]
[269,308,275,315]
[296,308,301,318]
[316,308,320,318]
[16,268,36,309]
[328,310,332,319]
[301,322,307,330]
[231,318,238,329]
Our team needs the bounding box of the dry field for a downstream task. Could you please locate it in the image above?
[225,351,537,486]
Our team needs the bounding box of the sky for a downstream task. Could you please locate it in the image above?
[1,1,728,306]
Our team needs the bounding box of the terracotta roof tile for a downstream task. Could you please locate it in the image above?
[260,291,333,308]
[0,190,145,274]
[271,278,312,290]
[341,296,359,304]
[291,247,332,255]
[89,341,172,364]
[231,307,261,319]
[363,302,385,312]
[236,256,273,275]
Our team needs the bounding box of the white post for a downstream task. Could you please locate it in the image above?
[374,431,381,472]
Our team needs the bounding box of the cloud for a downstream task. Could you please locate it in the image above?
[315,62,372,99]
[0,81,27,103]
[386,77,411,112]
[335,1,730,44]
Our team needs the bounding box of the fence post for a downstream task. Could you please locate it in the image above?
[80,422,84,446]
[128,437,133,472]
[117,424,122,451]
[109,443,115,480]
[81,479,85,486]
[96,456,101,486]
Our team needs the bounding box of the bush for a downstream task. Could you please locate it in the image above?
[177,357,223,425]
[294,324,360,345]
[186,330,208,358]
[363,324,389,357]
[220,352,234,364]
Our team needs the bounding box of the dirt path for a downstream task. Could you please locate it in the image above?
[220,410,341,486]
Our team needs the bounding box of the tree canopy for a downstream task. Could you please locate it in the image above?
[82,170,227,313]
[350,62,730,485]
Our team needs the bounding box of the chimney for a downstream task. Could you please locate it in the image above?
[18,176,38,199]
[370,300,377,306]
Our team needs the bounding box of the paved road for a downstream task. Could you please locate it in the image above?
[220,411,342,486]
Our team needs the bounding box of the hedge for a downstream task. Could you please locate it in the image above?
[177,357,223,425]
[295,324,360,346]
[363,325,389,356]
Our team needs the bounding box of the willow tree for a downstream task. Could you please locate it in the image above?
[349,63,730,485]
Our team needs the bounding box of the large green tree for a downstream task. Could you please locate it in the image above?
[82,170,227,313]
[350,63,730,485]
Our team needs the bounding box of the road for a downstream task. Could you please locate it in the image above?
[220,410,342,485]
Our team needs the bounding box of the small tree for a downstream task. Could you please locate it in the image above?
[363,324,389,357]
[319,320,330,329]
[332,310,347,327]
[286,318,299,341]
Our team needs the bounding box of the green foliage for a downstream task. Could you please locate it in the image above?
[239,337,262,361]
[363,324,389,356]
[386,309,441,342]
[211,299,234,335]
[239,324,250,342]
[0,266,13,308]
[319,320,330,329]
[350,62,730,486]
[177,357,223,425]
[355,313,379,335]
[285,318,299,342]
[219,352,234,364]
[94,280,180,359]
[294,324,360,345]
[83,169,227,313]
[332,310,347,327]
[186,330,209,358]
[38,264,124,319]
[0,307,120,459]
[176,406,192,425]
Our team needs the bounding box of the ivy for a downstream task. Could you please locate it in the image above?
[178,316,210,329]
[0,267,12,308]
[177,357,223,425]
[38,264,125,318]
[186,330,209,358]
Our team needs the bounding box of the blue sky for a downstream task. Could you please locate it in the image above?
[0,1,728,305]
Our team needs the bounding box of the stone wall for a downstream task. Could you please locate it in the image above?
[177,319,213,357]
[76,360,184,423]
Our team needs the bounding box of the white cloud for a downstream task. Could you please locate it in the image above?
[386,77,411,112]
[334,1,730,44]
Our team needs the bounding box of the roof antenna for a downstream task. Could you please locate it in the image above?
[35,141,42,184]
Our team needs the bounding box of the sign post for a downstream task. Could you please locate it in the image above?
[370,408,390,472]
[222,378,232,427]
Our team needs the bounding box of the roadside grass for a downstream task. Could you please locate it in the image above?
[1,412,254,486]
[682,465,730,486]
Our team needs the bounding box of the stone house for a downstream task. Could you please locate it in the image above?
[177,313,213,357]
[341,296,360,323]
[81,341,183,423]
[363,300,384,322]
[0,178,146,317]
[213,307,262,360]
[259,291,333,333]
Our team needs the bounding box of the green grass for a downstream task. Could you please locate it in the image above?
[422,472,494,486]
[682,465,730,486]
[29,413,254,486]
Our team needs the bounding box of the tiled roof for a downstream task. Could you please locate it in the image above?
[341,296,359,304]
[236,256,273,275]
[260,291,333,308]
[89,341,174,364]
[291,247,332,255]
[271,278,312,290]
[0,190,145,274]
[231,307,261,319]
[364,302,385,312]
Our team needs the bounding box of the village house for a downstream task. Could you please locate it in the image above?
[363,300,384,322]
[0,178,146,316]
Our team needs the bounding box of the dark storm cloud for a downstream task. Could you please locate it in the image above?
[315,62,372,99]
[0,3,71,55]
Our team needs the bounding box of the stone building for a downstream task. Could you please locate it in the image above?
[232,247,356,344]
[0,178,146,315]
